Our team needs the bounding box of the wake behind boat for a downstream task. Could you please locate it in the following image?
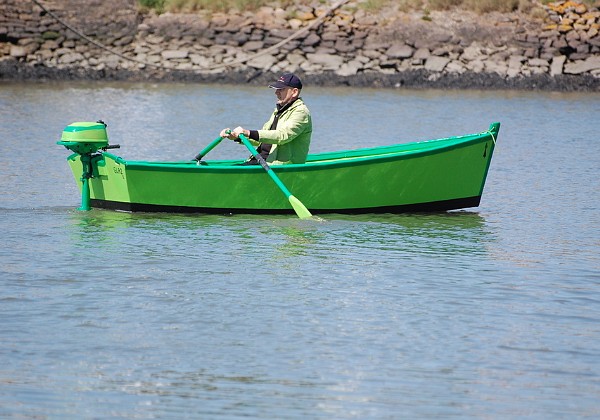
[57,121,500,216]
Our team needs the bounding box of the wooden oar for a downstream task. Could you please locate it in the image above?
[238,133,312,219]
[193,136,225,162]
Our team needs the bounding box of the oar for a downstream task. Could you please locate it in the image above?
[193,136,225,162]
[238,133,312,219]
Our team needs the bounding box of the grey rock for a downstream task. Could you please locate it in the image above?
[336,60,362,76]
[335,39,355,53]
[461,44,483,61]
[413,48,430,60]
[385,43,413,59]
[9,45,27,58]
[59,52,85,64]
[425,56,450,72]
[306,52,344,70]
[550,55,567,76]
[247,54,277,70]
[190,54,211,67]
[242,41,264,52]
[161,50,189,60]
[529,58,549,67]
[564,56,600,74]
[445,60,466,74]
[303,33,320,47]
[485,60,508,77]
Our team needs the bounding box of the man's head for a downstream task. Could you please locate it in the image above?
[269,73,302,106]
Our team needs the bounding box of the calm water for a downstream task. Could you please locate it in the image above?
[1,81,599,418]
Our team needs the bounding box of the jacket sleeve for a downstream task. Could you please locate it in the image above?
[256,105,310,145]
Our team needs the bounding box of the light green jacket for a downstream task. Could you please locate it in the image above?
[253,98,312,164]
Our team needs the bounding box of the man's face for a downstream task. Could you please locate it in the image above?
[275,87,299,105]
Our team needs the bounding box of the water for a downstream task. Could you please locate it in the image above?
[1,81,599,418]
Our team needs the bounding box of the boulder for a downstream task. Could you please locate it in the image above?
[425,56,450,72]
[9,45,27,58]
[564,55,600,74]
[306,52,344,70]
[335,39,355,53]
[302,33,320,47]
[445,60,466,74]
[550,55,567,76]
[529,58,550,67]
[485,60,508,77]
[385,43,413,59]
[59,52,84,64]
[461,44,483,61]
[190,54,211,67]
[242,40,264,52]
[336,60,362,76]
[161,50,189,59]
[413,48,430,60]
[247,54,277,70]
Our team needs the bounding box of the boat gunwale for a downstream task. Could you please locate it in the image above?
[107,128,497,174]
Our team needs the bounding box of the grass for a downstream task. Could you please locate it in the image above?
[138,0,598,14]
[138,0,312,13]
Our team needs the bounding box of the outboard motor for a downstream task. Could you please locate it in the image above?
[57,121,120,210]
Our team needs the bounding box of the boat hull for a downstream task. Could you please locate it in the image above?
[64,123,500,214]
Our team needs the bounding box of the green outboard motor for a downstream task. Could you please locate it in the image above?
[57,121,120,211]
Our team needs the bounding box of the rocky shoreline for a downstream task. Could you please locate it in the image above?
[1,0,599,91]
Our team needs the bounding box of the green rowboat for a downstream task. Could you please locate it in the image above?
[57,122,500,215]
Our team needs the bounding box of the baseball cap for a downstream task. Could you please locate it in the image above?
[268,73,303,90]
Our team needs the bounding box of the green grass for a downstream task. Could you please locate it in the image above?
[138,0,598,14]
[138,0,308,13]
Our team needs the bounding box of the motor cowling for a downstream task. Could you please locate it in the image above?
[57,121,109,154]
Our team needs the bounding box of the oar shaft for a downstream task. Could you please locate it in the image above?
[238,135,292,197]
[238,134,312,219]
[194,136,224,161]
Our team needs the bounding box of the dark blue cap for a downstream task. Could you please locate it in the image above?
[268,73,303,89]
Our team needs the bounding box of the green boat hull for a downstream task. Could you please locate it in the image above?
[62,123,500,214]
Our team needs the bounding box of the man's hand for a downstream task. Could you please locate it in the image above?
[220,128,235,139]
[232,126,250,138]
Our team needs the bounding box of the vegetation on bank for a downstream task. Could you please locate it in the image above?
[138,0,598,15]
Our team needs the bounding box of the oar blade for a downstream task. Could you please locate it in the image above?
[289,195,312,219]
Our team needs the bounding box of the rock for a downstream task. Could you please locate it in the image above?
[9,45,27,58]
[550,55,567,76]
[302,33,321,47]
[425,56,450,72]
[161,50,188,59]
[286,52,305,66]
[59,52,84,64]
[385,43,413,59]
[445,60,466,74]
[334,39,355,53]
[41,40,60,50]
[306,53,344,70]
[247,54,277,70]
[242,41,264,52]
[467,59,485,73]
[508,55,527,68]
[529,58,550,67]
[461,44,483,61]
[336,60,362,76]
[190,54,211,67]
[413,48,430,60]
[564,55,600,74]
[485,60,508,76]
